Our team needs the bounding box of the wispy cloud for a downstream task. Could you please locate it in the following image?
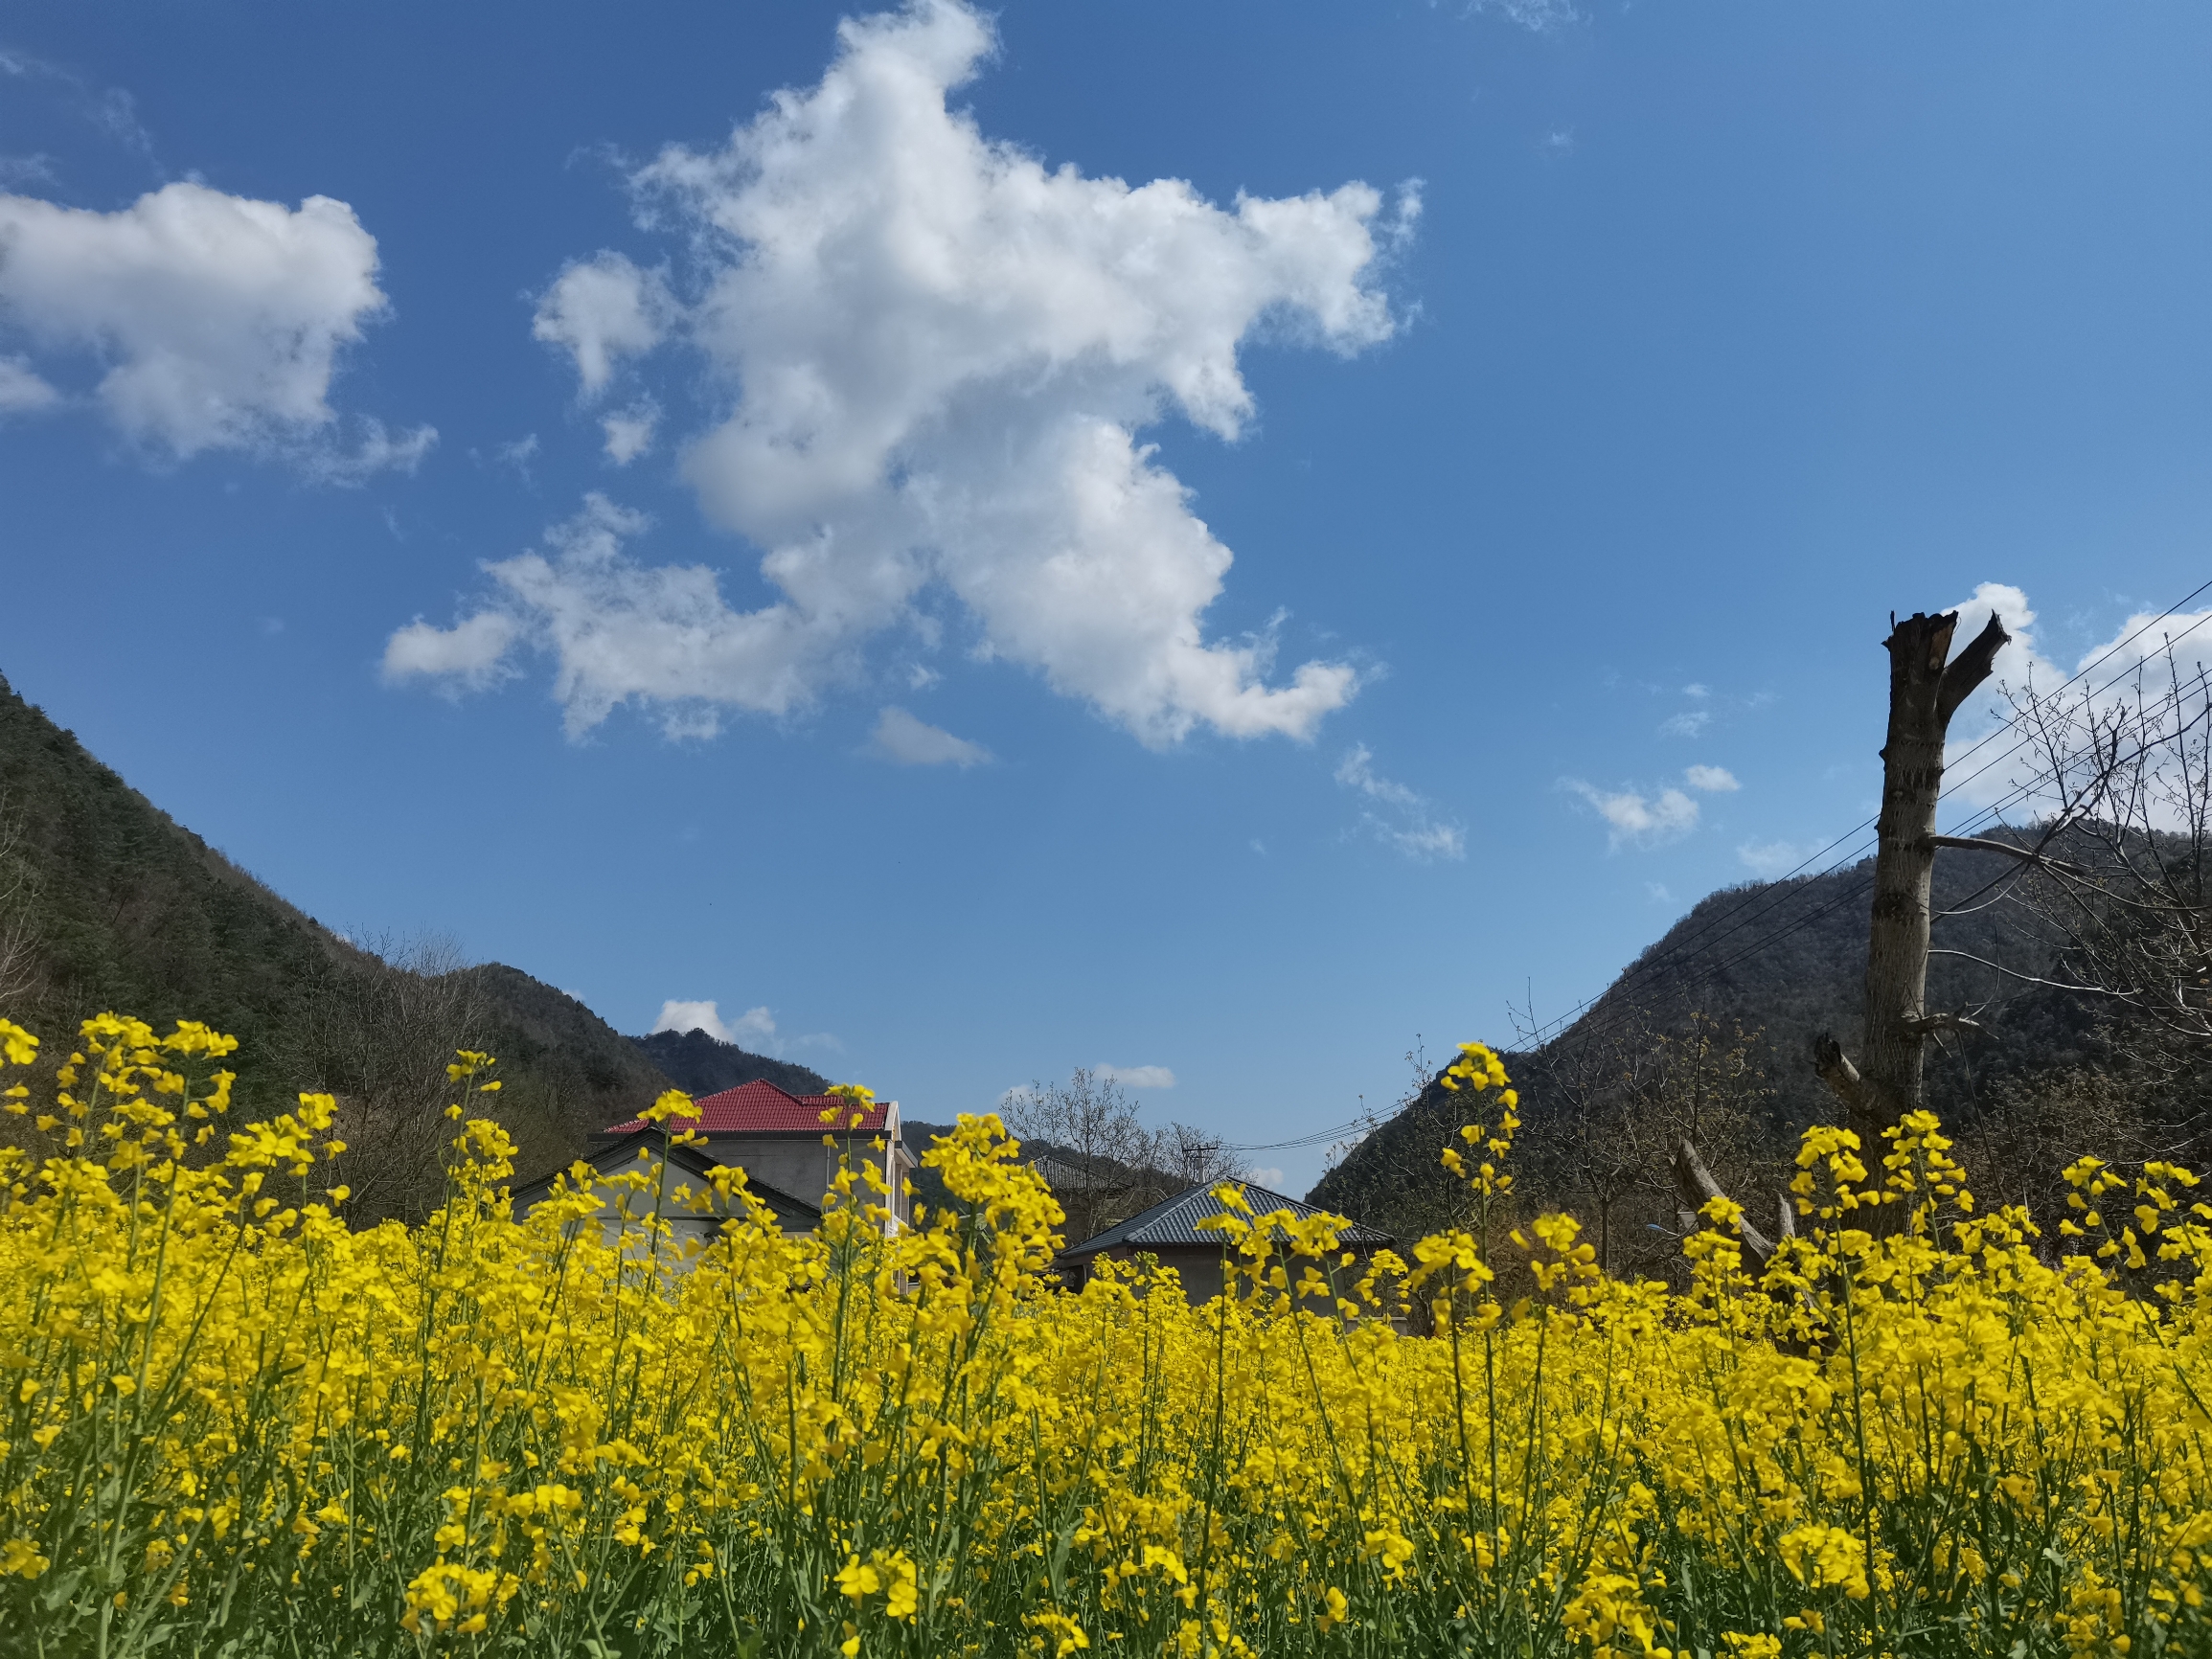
[1096,1063,1174,1091]
[871,706,992,768]
[652,997,836,1057]
[1659,708,1711,739]
[1335,744,1465,861]
[1738,839,1817,878]
[1564,781,1699,849]
[1684,764,1739,793]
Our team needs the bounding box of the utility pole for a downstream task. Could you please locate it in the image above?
[1813,608,2009,1147]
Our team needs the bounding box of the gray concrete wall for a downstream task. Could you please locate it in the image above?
[699,1132,912,1229]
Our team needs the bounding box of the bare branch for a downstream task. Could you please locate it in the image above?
[1936,611,2011,727]
[1672,1134,1776,1261]
[1811,1032,1869,1116]
[1932,835,2088,878]
[1926,947,2132,997]
[1901,1011,1982,1036]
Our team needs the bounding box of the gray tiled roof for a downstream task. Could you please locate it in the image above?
[1060,1181,1392,1257]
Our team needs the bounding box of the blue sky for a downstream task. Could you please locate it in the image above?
[5,0,2211,1190]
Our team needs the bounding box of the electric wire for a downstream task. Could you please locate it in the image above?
[1233,581,2212,1157]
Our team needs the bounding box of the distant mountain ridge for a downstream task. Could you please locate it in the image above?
[629,1028,831,1100]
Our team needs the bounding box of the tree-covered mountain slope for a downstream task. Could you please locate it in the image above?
[629,1028,831,1100]
[0,670,673,1216]
[1309,840,2115,1252]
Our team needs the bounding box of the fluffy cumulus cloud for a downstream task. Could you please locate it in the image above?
[382,610,519,692]
[1096,1063,1174,1090]
[871,705,991,767]
[1684,764,1739,793]
[0,181,431,470]
[533,253,673,398]
[602,401,658,466]
[384,494,829,739]
[1335,743,1464,860]
[445,0,1408,748]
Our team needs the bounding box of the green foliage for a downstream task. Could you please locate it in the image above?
[0,670,670,1210]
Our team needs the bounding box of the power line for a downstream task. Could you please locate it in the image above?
[1511,582,2212,1050]
[1521,602,2212,1057]
[1239,582,2212,1161]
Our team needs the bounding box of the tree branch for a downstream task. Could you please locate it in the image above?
[1901,1011,1982,1036]
[1931,834,2088,877]
[1925,947,2132,996]
[1672,1133,1776,1261]
[1811,1032,1870,1116]
[1936,612,2011,727]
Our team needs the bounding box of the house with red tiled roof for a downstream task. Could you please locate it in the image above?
[596,1078,914,1233]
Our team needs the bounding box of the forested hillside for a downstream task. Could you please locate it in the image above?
[630,1028,831,1099]
[1311,833,2165,1270]
[0,671,673,1218]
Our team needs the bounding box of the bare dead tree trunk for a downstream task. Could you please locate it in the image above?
[1815,609,2009,1147]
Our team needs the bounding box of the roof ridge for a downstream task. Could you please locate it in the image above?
[1060,1178,1390,1257]
[696,1077,807,1104]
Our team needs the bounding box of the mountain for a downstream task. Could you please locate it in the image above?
[1309,838,2117,1252]
[0,670,673,1216]
[629,1028,831,1099]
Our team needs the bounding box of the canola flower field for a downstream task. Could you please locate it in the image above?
[2,1017,2210,1658]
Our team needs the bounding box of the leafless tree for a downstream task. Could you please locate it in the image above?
[0,788,40,1014]
[1002,1068,1243,1244]
[1525,1011,1786,1278]
[285,933,492,1224]
[1952,645,2212,1062]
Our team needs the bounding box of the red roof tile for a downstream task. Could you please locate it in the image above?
[604,1078,891,1136]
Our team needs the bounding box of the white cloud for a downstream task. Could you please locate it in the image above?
[1659,709,1711,739]
[1939,585,2212,822]
[382,610,519,692]
[871,704,991,767]
[0,180,428,470]
[1738,838,1816,878]
[0,354,57,412]
[1472,0,1580,30]
[1565,780,1699,848]
[306,418,435,484]
[533,252,673,397]
[602,401,658,466]
[652,997,778,1051]
[1682,683,1709,699]
[1096,1063,1174,1090]
[1683,763,1739,792]
[382,494,824,739]
[1246,1165,1286,1189]
[493,433,539,479]
[477,0,1402,748]
[1336,742,1465,860]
